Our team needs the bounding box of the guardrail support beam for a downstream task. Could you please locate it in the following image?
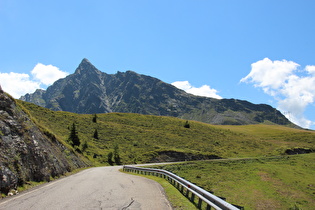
[191,193,195,202]
[186,188,189,198]
[198,197,202,208]
[206,204,211,210]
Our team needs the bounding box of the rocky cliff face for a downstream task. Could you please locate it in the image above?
[21,58,293,126]
[0,86,88,195]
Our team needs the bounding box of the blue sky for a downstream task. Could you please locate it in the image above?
[1,0,315,129]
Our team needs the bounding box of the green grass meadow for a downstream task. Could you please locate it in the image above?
[17,100,315,165]
[150,154,315,209]
[16,100,315,209]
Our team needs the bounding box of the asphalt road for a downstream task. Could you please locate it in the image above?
[0,166,172,210]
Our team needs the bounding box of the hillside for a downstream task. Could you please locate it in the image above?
[20,58,294,126]
[151,154,315,209]
[17,100,315,165]
[0,89,88,195]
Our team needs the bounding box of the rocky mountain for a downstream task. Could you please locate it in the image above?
[21,58,293,126]
[0,86,88,195]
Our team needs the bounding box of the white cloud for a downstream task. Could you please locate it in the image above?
[31,63,69,85]
[0,63,68,99]
[241,58,315,128]
[306,65,315,75]
[171,81,191,91]
[0,72,40,98]
[240,58,299,92]
[172,81,222,99]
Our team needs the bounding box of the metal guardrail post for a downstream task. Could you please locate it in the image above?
[185,187,190,197]
[180,185,184,193]
[191,192,195,202]
[206,204,211,210]
[198,197,202,208]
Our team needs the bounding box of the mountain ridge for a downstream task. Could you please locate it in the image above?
[20,58,294,126]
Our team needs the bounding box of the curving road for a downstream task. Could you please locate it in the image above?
[0,166,172,210]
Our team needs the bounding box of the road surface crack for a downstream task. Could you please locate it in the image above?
[121,198,135,210]
[98,200,102,210]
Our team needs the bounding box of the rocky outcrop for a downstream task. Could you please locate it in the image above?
[149,150,221,163]
[21,58,294,126]
[0,89,88,195]
[285,148,314,155]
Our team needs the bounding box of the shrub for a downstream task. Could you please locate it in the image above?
[184,120,190,128]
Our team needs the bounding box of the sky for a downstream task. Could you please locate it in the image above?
[1,0,315,129]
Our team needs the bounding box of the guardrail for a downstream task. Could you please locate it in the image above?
[123,165,241,210]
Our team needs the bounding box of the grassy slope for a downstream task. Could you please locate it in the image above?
[17,100,315,209]
[151,154,315,210]
[17,100,315,165]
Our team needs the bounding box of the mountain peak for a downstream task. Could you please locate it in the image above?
[81,58,91,64]
[20,59,294,126]
[75,58,99,74]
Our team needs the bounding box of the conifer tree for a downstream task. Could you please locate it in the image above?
[92,114,97,123]
[113,144,121,165]
[68,123,80,147]
[107,152,114,166]
[93,129,99,139]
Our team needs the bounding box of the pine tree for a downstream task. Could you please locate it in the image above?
[107,152,114,166]
[92,114,97,123]
[68,123,80,147]
[93,129,99,139]
[113,144,121,165]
